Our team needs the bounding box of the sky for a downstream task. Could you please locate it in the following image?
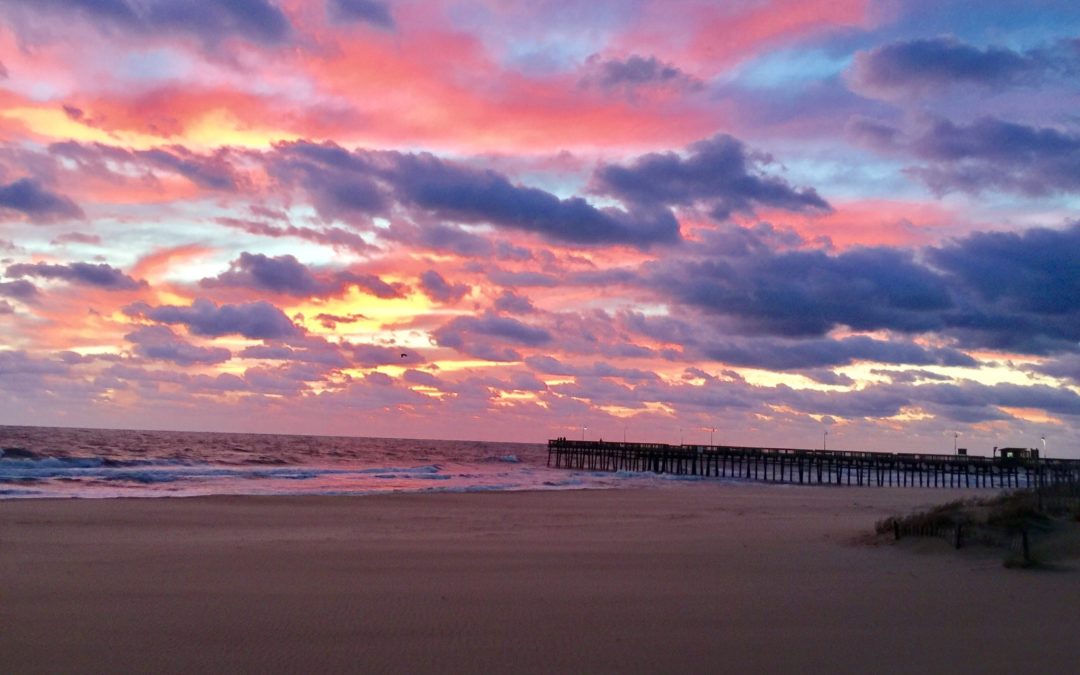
[1,0,1079,456]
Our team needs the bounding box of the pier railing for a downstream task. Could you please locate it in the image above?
[547,439,1080,489]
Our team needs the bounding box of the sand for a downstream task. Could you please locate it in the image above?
[2,484,1078,674]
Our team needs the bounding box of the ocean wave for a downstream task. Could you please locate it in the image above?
[482,454,521,463]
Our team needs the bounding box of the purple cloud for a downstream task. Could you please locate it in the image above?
[419,270,470,304]
[201,252,403,299]
[125,325,232,365]
[329,0,394,30]
[0,178,83,221]
[434,313,552,361]
[125,298,302,339]
[850,37,1041,97]
[270,141,681,247]
[6,261,143,290]
[593,134,830,220]
[0,279,38,300]
[9,0,293,46]
[580,54,702,96]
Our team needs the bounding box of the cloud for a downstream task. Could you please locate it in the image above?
[849,37,1041,98]
[525,355,659,381]
[649,243,951,337]
[200,252,403,298]
[11,0,293,46]
[593,134,830,220]
[849,116,1080,197]
[701,335,975,371]
[125,298,302,339]
[0,279,39,301]
[239,339,350,367]
[6,261,144,290]
[434,313,552,362]
[0,350,71,376]
[492,290,535,314]
[926,222,1080,353]
[269,141,681,247]
[50,232,102,245]
[580,54,703,96]
[0,178,84,222]
[329,0,394,30]
[419,270,470,304]
[125,325,232,365]
[50,142,242,192]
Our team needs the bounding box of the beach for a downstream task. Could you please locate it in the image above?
[2,484,1078,674]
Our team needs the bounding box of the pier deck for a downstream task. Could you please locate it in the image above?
[547,439,1080,489]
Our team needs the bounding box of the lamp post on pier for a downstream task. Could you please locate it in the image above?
[581,425,587,441]
[823,429,828,451]
[710,427,716,446]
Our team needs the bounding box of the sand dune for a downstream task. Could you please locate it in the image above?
[2,485,1077,674]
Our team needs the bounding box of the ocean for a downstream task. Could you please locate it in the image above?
[0,425,707,499]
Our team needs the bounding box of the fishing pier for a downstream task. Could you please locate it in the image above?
[547,439,1080,489]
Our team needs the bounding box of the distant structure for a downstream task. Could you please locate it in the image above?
[548,438,1079,489]
[994,446,1039,460]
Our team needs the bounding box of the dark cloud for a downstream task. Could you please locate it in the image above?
[434,314,552,362]
[701,336,976,371]
[419,270,470,304]
[8,0,292,46]
[6,261,144,290]
[1033,354,1080,384]
[926,223,1080,353]
[125,325,232,365]
[329,0,394,30]
[0,279,38,300]
[580,54,702,95]
[493,290,535,314]
[390,152,680,247]
[850,37,1041,97]
[125,298,302,340]
[641,222,1080,355]
[593,134,830,220]
[850,116,1080,197]
[200,252,403,299]
[650,244,951,337]
[909,117,1080,196]
[0,178,83,221]
[270,141,680,247]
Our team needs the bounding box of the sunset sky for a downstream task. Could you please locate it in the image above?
[1,0,1079,454]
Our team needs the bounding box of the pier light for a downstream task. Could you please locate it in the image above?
[1041,435,1047,458]
[582,425,588,441]
[823,429,828,451]
[710,427,716,446]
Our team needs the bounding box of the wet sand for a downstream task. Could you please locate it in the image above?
[2,485,1078,674]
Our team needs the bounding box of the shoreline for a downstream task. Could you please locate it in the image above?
[3,484,1077,673]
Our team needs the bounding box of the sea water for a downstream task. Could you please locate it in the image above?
[0,425,713,499]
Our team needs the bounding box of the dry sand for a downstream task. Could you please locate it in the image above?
[2,484,1078,674]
